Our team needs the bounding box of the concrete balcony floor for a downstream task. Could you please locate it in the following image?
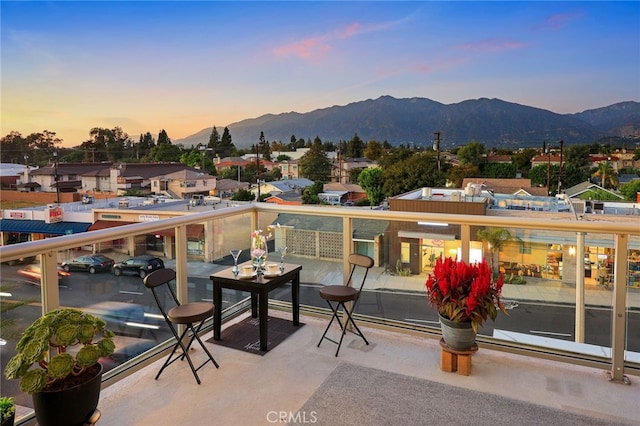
[98,310,639,426]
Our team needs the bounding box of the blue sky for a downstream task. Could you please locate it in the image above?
[2,1,639,147]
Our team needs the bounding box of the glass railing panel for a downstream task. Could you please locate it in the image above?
[627,236,640,361]
[54,230,172,375]
[0,278,43,411]
[2,205,639,409]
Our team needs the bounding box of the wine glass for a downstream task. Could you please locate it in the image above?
[277,246,287,271]
[230,249,242,275]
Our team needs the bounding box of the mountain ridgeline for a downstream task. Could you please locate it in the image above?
[175,96,640,150]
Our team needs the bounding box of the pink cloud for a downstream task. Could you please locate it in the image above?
[456,38,526,53]
[272,19,397,62]
[535,11,585,31]
[273,37,330,60]
[335,22,362,39]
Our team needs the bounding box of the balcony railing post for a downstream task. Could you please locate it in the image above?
[575,232,585,343]
[610,233,629,383]
[40,251,60,314]
[175,225,189,340]
[343,216,353,330]
[460,224,470,263]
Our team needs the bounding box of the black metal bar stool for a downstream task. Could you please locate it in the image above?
[317,253,374,356]
[144,268,219,384]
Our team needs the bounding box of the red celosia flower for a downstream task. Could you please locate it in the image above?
[425,256,507,333]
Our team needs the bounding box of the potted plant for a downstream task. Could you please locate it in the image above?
[425,256,507,350]
[0,397,15,426]
[3,308,115,426]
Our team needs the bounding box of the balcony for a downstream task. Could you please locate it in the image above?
[1,203,639,424]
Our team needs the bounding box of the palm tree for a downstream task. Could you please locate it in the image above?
[477,227,513,274]
[592,161,618,189]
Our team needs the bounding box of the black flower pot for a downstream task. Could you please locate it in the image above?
[1,412,15,426]
[32,364,103,426]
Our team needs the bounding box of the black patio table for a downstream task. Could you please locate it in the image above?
[209,262,302,351]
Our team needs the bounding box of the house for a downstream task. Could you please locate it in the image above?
[330,157,377,184]
[531,154,563,167]
[564,181,624,201]
[279,160,300,180]
[251,179,314,198]
[264,191,303,205]
[320,182,367,205]
[589,154,621,172]
[150,169,216,199]
[1,163,36,190]
[214,178,249,198]
[28,162,113,194]
[460,178,548,197]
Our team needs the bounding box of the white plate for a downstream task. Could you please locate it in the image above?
[237,272,257,279]
[263,271,282,278]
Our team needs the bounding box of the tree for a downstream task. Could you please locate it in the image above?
[381,152,446,197]
[302,181,324,204]
[149,130,182,162]
[477,227,514,275]
[299,137,331,181]
[231,188,254,201]
[564,144,591,169]
[137,132,156,160]
[208,126,221,157]
[481,163,517,178]
[529,163,559,194]
[457,141,485,167]
[560,163,590,189]
[345,133,365,158]
[448,164,480,188]
[363,140,386,161]
[511,148,537,176]
[358,167,384,207]
[620,179,640,201]
[592,161,618,189]
[0,131,29,164]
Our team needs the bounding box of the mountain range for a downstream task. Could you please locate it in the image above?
[174,96,640,150]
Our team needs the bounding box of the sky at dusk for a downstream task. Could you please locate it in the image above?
[1,1,639,147]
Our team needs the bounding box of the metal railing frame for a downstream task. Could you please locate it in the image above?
[1,203,638,384]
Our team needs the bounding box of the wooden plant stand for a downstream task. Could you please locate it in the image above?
[439,338,478,376]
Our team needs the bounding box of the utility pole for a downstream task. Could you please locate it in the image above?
[546,143,551,196]
[256,142,261,202]
[53,151,60,204]
[337,143,342,183]
[558,140,564,194]
[433,132,441,171]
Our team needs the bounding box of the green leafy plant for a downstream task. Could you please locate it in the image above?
[395,259,411,276]
[3,308,115,394]
[0,396,15,423]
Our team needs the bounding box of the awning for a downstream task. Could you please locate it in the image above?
[154,224,204,239]
[0,219,91,235]
[88,220,137,231]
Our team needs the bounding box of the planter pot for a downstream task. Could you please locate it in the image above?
[1,412,15,426]
[32,363,103,426]
[439,314,477,351]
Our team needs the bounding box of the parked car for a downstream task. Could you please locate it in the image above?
[17,264,70,284]
[112,255,165,278]
[62,254,115,274]
[204,195,221,205]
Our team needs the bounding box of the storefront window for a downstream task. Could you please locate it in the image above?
[146,234,164,252]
